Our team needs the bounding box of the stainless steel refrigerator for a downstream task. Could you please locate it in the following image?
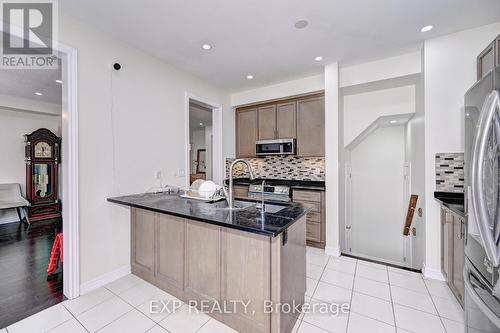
[464,65,500,332]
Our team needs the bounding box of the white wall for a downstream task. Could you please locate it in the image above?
[0,108,61,223]
[423,21,500,279]
[340,52,422,87]
[344,85,416,146]
[205,125,213,180]
[324,63,340,256]
[348,126,406,264]
[58,12,230,286]
[405,74,426,269]
[230,74,325,107]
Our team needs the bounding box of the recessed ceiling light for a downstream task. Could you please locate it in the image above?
[34,92,43,96]
[201,43,212,50]
[421,25,433,32]
[294,19,309,29]
[390,120,398,124]
[55,79,62,84]
[315,56,323,62]
[199,122,203,126]
[246,74,254,80]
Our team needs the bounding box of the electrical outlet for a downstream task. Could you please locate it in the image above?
[175,169,185,177]
[155,170,162,180]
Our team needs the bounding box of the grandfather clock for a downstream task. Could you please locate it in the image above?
[25,128,61,222]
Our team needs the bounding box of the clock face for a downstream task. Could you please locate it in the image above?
[34,141,52,158]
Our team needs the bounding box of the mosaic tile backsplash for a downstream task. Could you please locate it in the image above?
[435,153,464,193]
[226,156,325,181]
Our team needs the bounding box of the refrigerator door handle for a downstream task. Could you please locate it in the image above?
[471,90,500,267]
[464,266,500,328]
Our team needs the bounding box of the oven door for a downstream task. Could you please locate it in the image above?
[464,260,500,332]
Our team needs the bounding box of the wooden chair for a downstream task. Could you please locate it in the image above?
[0,183,30,225]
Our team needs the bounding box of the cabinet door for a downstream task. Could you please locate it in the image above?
[184,221,221,301]
[258,105,277,140]
[297,97,325,156]
[477,41,496,80]
[441,209,451,280]
[156,214,185,289]
[452,216,465,304]
[496,35,500,66]
[131,208,155,274]
[276,102,297,139]
[236,108,258,157]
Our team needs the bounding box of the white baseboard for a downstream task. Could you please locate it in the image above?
[325,246,341,257]
[79,265,131,295]
[422,264,446,281]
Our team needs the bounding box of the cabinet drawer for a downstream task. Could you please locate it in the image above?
[306,222,321,242]
[306,211,320,223]
[297,201,320,213]
[293,190,321,202]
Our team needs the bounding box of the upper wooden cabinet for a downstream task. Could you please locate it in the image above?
[236,108,258,158]
[235,93,324,158]
[477,34,500,81]
[276,102,297,139]
[297,96,325,156]
[258,105,277,140]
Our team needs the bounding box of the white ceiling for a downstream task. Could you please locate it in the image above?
[189,103,212,132]
[0,66,62,105]
[60,0,500,92]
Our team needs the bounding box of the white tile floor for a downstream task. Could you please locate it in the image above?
[3,247,464,333]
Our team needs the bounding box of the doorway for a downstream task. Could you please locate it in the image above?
[0,26,79,328]
[345,125,408,266]
[185,96,223,188]
[188,101,213,185]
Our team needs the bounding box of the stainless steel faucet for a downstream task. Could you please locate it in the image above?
[224,159,255,209]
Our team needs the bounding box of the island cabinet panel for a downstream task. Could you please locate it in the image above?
[130,208,306,333]
[236,108,259,157]
[220,229,271,333]
[184,221,221,302]
[131,208,155,275]
[156,214,185,289]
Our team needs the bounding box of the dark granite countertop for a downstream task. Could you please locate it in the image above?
[434,192,465,217]
[226,178,326,191]
[107,192,309,237]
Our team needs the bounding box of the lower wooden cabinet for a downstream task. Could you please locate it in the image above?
[131,208,306,333]
[292,189,325,248]
[440,207,465,306]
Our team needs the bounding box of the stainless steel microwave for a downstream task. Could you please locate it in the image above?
[256,139,296,156]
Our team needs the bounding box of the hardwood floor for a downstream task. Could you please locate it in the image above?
[0,218,64,328]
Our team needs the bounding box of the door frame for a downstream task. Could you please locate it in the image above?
[184,93,223,188]
[1,21,80,299]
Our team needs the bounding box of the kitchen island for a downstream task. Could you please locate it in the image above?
[108,192,308,333]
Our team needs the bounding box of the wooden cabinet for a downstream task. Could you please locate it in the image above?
[131,209,156,275]
[185,221,221,301]
[130,208,306,333]
[297,97,325,156]
[235,93,324,157]
[258,103,297,140]
[277,102,297,139]
[258,105,277,140]
[452,216,465,305]
[293,189,325,248]
[156,214,185,289]
[236,108,258,157]
[233,184,249,198]
[477,34,500,80]
[440,207,465,306]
